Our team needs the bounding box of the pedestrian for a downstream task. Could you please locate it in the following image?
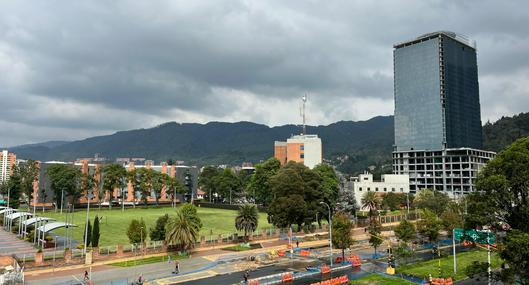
[84,270,89,280]
[174,261,180,274]
[244,270,249,283]
[296,240,299,248]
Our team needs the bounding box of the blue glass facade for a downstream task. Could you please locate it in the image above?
[393,32,482,151]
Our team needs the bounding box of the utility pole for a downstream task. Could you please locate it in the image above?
[301,95,307,135]
[320,201,333,267]
[452,229,457,275]
[487,232,491,285]
[84,188,92,256]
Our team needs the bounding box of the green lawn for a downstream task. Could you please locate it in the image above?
[349,274,414,285]
[397,249,502,280]
[41,206,272,247]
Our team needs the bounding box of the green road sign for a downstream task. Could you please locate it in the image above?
[454,228,495,244]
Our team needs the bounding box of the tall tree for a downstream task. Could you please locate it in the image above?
[335,189,357,217]
[247,158,281,206]
[92,215,100,247]
[368,217,383,256]
[102,164,127,209]
[499,230,529,284]
[134,167,154,206]
[214,168,242,204]
[313,164,340,210]
[332,212,354,261]
[5,166,22,209]
[198,166,220,203]
[235,204,259,241]
[84,220,92,247]
[382,192,404,211]
[18,160,39,210]
[151,171,165,205]
[47,164,82,209]
[165,175,185,207]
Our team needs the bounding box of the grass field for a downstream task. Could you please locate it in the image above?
[349,274,414,285]
[397,249,502,280]
[42,206,272,247]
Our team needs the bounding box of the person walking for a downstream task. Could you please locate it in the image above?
[84,270,89,280]
[174,261,180,274]
[296,240,299,248]
[244,270,249,283]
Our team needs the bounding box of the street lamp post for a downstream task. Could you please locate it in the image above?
[84,189,92,256]
[320,201,333,267]
[140,226,144,258]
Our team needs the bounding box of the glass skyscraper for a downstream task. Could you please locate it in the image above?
[392,31,494,196]
[393,31,482,151]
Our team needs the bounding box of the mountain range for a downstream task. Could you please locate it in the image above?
[7,112,529,174]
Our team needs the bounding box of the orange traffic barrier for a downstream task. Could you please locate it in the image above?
[248,279,259,285]
[321,265,331,274]
[320,281,331,285]
[300,250,310,256]
[282,272,294,283]
[278,250,286,257]
[348,255,362,267]
[339,275,349,284]
[335,256,344,263]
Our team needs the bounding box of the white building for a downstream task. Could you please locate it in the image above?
[349,172,410,209]
[274,134,323,169]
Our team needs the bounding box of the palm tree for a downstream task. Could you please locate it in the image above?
[361,191,381,218]
[165,210,199,251]
[235,204,259,241]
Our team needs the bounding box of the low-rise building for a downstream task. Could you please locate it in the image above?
[348,172,410,209]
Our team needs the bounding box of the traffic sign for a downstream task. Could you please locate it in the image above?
[454,228,494,244]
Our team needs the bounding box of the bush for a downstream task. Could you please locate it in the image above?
[150,214,169,241]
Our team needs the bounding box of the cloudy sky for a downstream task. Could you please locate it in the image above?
[1,0,528,146]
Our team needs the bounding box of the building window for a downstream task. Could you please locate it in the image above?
[383,188,387,192]
[363,177,368,181]
[375,187,379,192]
[359,187,362,191]
[392,188,395,192]
[300,145,304,150]
[367,187,370,191]
[300,154,304,159]
[400,188,403,192]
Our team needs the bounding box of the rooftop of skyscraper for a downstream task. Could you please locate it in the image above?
[394,30,476,50]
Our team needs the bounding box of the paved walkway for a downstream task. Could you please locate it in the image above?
[0,227,36,256]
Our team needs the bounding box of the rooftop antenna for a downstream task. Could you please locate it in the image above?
[300,94,307,135]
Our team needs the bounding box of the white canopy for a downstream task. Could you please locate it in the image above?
[0,208,16,215]
[21,217,56,227]
[5,212,33,221]
[36,222,77,233]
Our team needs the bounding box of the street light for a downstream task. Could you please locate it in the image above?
[320,201,333,267]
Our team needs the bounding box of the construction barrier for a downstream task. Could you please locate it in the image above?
[348,255,362,267]
[282,272,294,283]
[428,277,453,285]
[321,265,331,274]
[248,279,260,285]
[308,275,349,285]
[277,250,286,257]
[300,249,310,256]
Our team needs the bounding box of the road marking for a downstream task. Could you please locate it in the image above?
[148,270,217,285]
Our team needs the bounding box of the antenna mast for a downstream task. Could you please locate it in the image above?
[301,95,307,135]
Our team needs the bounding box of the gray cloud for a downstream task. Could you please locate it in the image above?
[0,0,528,146]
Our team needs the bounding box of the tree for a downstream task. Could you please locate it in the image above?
[413,189,450,217]
[18,160,39,210]
[179,203,203,231]
[127,218,147,244]
[151,171,165,205]
[92,215,100,247]
[165,175,185,207]
[102,164,127,209]
[47,164,82,209]
[198,166,220,202]
[5,166,22,209]
[440,208,464,234]
[335,189,357,217]
[150,214,170,241]
[394,219,416,243]
[313,164,340,210]
[332,212,354,261]
[463,192,496,229]
[165,206,202,251]
[268,162,323,230]
[214,168,242,204]
[84,220,92,247]
[247,158,281,206]
[416,209,442,242]
[235,204,259,241]
[368,217,383,256]
[361,191,381,217]
[499,230,529,283]
[382,192,403,211]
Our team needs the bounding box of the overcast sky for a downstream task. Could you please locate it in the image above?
[1,0,528,146]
